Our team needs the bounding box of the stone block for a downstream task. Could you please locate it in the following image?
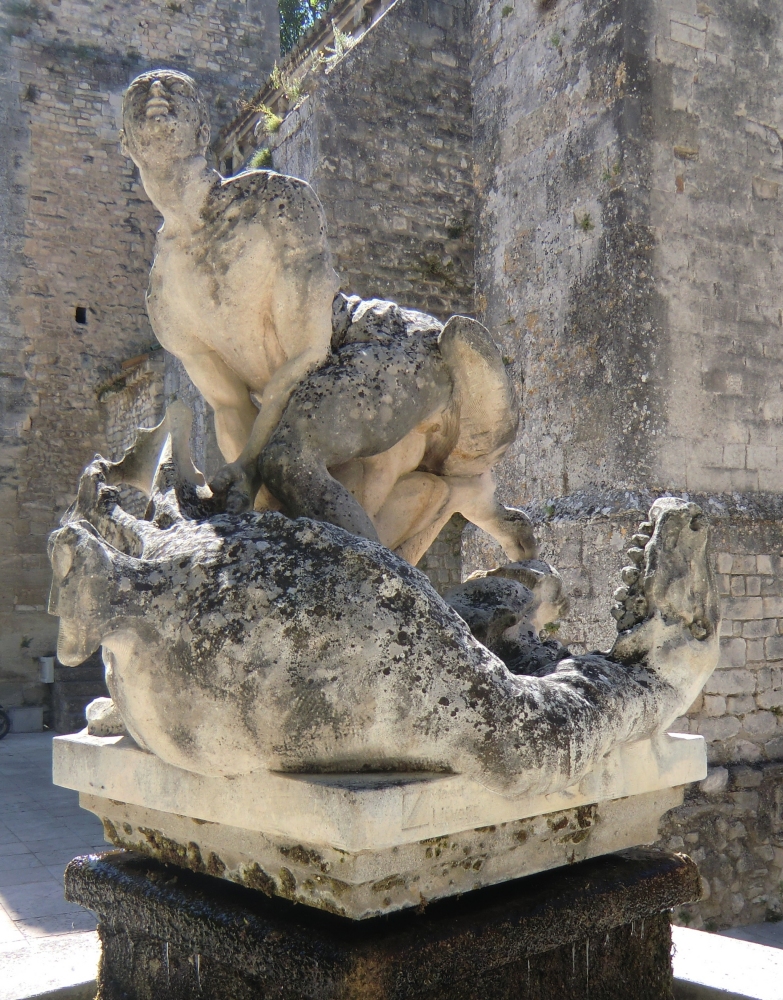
[763,598,783,617]
[719,638,747,667]
[757,689,783,711]
[766,635,783,661]
[730,576,746,597]
[64,849,700,1000]
[726,598,763,621]
[7,705,43,732]
[732,556,758,576]
[699,767,728,795]
[731,767,763,789]
[743,712,779,739]
[726,695,755,715]
[758,555,775,576]
[697,716,742,742]
[742,619,778,639]
[53,732,706,919]
[717,553,733,574]
[703,695,726,717]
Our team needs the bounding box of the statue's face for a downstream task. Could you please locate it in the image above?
[122,70,209,170]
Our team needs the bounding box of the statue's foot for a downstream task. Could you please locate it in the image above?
[86,697,128,737]
[209,461,256,514]
[609,498,720,721]
[498,506,538,561]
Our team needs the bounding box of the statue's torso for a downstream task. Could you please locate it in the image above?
[146,170,337,393]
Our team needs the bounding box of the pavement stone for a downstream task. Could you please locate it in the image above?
[0,732,104,999]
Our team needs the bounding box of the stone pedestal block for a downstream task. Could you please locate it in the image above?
[65,847,699,1000]
[54,730,705,918]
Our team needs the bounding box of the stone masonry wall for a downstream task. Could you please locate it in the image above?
[463,492,783,930]
[0,0,278,708]
[472,0,783,503]
[267,0,475,320]
[469,0,783,930]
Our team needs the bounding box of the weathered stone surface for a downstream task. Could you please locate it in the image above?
[64,848,699,999]
[123,70,533,565]
[54,729,704,916]
[0,0,280,711]
[48,434,718,796]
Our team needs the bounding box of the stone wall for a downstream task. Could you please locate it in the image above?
[472,0,783,503]
[0,0,279,708]
[464,491,783,931]
[266,0,475,320]
[469,0,783,931]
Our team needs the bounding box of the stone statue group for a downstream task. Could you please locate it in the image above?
[47,70,721,795]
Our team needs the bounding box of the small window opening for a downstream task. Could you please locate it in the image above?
[224,156,234,176]
[75,306,87,325]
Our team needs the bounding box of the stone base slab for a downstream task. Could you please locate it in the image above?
[64,848,701,999]
[54,731,706,918]
[79,785,682,917]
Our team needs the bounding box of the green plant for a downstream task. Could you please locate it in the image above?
[255,104,283,134]
[21,82,37,102]
[549,31,561,47]
[2,1,50,38]
[167,1,183,11]
[421,252,455,285]
[20,635,32,649]
[6,1,51,20]
[578,212,594,232]
[501,5,513,16]
[602,159,623,182]
[324,22,356,68]
[446,214,471,239]
[542,621,560,635]
[705,919,718,932]
[544,503,556,518]
[270,63,304,104]
[677,908,694,926]
[250,147,273,169]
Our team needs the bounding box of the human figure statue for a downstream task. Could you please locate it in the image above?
[121,70,535,564]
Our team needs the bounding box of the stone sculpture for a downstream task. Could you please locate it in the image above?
[120,70,535,566]
[47,67,722,920]
[49,403,718,796]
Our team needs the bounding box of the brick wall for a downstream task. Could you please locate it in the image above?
[0,0,278,708]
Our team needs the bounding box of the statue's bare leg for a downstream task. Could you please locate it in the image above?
[377,470,537,566]
[260,342,453,540]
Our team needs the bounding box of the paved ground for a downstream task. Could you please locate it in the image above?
[0,731,105,1000]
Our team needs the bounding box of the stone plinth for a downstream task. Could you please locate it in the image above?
[54,731,705,919]
[65,847,699,1000]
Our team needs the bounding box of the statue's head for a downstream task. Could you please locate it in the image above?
[121,70,210,172]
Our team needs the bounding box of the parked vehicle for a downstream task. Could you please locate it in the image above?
[0,705,10,740]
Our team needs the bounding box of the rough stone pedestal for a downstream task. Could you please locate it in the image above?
[65,847,699,1000]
